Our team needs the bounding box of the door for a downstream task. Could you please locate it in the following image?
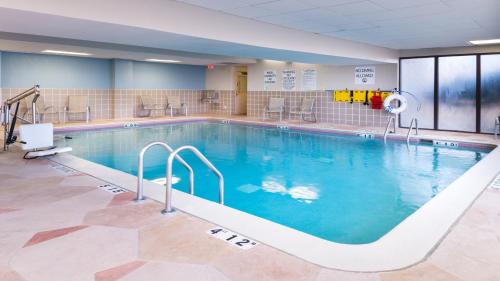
[236,73,247,115]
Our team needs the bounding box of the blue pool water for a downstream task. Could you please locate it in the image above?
[56,121,489,244]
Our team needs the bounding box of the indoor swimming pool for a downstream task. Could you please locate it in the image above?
[56,121,491,244]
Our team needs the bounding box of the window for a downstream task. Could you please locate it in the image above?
[480,54,500,133]
[400,58,435,129]
[438,56,477,132]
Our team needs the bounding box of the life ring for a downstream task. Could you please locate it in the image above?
[383,94,408,114]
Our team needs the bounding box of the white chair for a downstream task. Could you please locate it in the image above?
[263,97,285,121]
[23,95,60,123]
[139,96,165,117]
[288,98,316,123]
[64,96,90,123]
[167,96,187,117]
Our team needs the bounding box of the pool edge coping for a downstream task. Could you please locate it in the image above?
[50,117,500,272]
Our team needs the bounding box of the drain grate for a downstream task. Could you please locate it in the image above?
[98,184,127,194]
[49,163,79,175]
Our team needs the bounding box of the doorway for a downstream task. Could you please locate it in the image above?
[234,67,247,115]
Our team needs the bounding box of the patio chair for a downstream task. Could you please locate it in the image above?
[167,96,187,117]
[201,91,220,104]
[64,96,90,123]
[288,98,317,123]
[263,97,285,121]
[139,96,164,117]
[23,95,60,123]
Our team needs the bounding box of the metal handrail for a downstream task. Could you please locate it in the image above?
[162,145,224,214]
[136,142,194,201]
[3,85,40,151]
[406,118,419,144]
[383,116,396,142]
[5,85,40,106]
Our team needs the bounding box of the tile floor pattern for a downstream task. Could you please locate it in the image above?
[1,125,500,280]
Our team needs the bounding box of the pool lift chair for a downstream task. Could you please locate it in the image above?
[19,123,72,159]
[263,97,285,122]
[2,85,72,157]
[3,85,40,151]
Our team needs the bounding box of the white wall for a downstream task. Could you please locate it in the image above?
[247,60,398,91]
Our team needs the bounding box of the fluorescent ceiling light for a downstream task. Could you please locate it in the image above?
[42,50,92,56]
[469,39,500,45]
[145,59,181,63]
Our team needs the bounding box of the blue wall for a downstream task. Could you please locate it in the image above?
[113,59,206,89]
[0,52,206,89]
[1,52,112,88]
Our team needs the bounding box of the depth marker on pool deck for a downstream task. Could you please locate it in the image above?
[489,174,500,190]
[98,184,127,194]
[207,227,258,250]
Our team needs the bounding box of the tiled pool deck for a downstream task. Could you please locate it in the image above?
[1,115,500,281]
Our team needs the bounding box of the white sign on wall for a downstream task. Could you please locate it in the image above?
[302,69,317,90]
[264,70,277,89]
[355,66,376,85]
[282,69,296,91]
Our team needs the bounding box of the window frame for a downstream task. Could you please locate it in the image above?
[399,52,500,134]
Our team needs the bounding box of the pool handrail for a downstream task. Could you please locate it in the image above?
[406,117,419,144]
[162,145,224,214]
[136,141,194,201]
[384,116,396,142]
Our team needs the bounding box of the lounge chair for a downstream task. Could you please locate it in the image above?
[263,97,285,121]
[139,96,165,117]
[288,98,317,123]
[23,95,60,123]
[167,96,187,117]
[64,96,90,123]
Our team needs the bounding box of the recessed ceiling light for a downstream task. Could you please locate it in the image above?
[41,50,92,56]
[469,39,500,45]
[145,59,181,63]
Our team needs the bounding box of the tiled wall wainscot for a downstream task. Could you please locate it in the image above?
[247,91,393,127]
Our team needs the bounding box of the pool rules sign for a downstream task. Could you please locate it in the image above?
[355,66,375,85]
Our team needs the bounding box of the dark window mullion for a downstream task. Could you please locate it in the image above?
[476,55,481,133]
[434,57,439,130]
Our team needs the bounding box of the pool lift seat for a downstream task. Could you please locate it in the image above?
[19,123,72,159]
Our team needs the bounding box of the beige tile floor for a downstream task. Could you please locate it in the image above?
[1,116,500,281]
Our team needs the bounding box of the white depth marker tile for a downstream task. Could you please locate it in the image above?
[207,227,258,250]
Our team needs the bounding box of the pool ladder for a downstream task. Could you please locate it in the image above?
[383,116,418,144]
[135,141,224,214]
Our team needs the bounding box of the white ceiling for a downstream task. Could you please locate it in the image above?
[177,0,500,49]
[0,0,398,65]
[0,32,258,66]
